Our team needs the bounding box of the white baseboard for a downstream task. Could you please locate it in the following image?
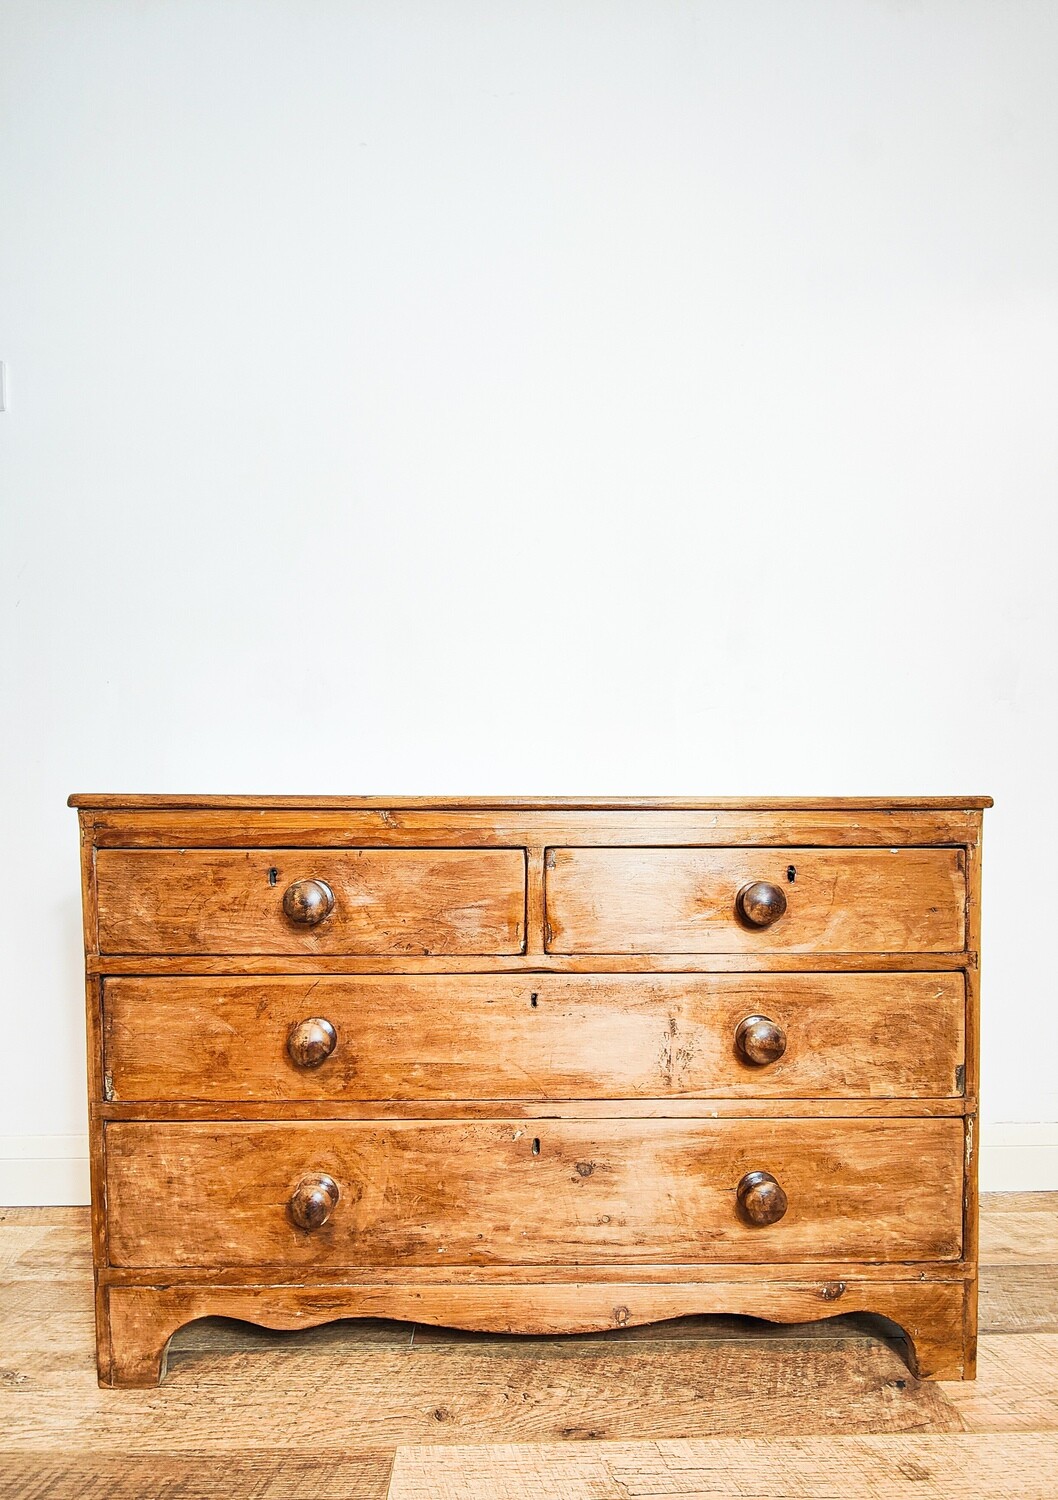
[0,1135,91,1206]
[2,1127,1057,1207]
[978,1123,1058,1191]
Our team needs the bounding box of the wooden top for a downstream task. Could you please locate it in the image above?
[68,793,994,811]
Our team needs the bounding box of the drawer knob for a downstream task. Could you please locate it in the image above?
[282,878,335,926]
[289,1173,340,1231]
[736,1170,788,1226]
[287,1017,338,1068]
[735,1014,787,1066]
[736,880,787,928]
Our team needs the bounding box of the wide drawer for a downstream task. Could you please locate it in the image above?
[104,1118,964,1268]
[103,973,966,1102]
[95,848,526,955]
[545,847,966,953]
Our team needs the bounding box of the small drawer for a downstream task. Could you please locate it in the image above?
[95,847,526,955]
[103,972,966,1102]
[545,847,966,954]
[104,1117,964,1269]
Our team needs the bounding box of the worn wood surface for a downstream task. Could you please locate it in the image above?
[74,797,984,1403]
[96,847,527,956]
[0,1194,1050,1500]
[100,1277,973,1386]
[98,1259,974,1289]
[386,1433,1058,1499]
[94,1097,974,1122]
[0,1453,392,1500]
[943,1332,1058,1433]
[103,972,966,1103]
[980,1265,1058,1332]
[104,1117,963,1271]
[545,846,966,954]
[87,950,980,977]
[80,805,987,853]
[69,793,995,809]
[979,1193,1058,1263]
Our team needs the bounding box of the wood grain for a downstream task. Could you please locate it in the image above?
[980,1265,1058,1334]
[79,807,988,853]
[943,1333,1058,1432]
[545,846,966,954]
[69,793,995,809]
[95,848,526,956]
[97,1259,976,1289]
[980,1204,1058,1264]
[86,950,979,977]
[72,795,985,1392]
[99,1277,972,1386]
[102,972,966,1103]
[103,1117,964,1271]
[386,1434,1058,1500]
[94,1097,974,1122]
[0,1453,394,1500]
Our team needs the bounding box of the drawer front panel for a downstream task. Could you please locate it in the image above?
[545,847,966,954]
[104,973,966,1102]
[105,1118,964,1268]
[96,848,526,955]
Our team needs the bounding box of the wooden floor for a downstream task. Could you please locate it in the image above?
[1,1194,1055,1498]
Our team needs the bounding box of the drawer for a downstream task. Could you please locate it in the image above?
[95,848,526,955]
[103,972,966,1102]
[105,1117,964,1268]
[545,847,966,954]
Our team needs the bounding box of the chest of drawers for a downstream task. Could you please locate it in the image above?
[70,794,989,1386]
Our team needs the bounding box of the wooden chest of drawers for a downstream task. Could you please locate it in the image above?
[70,794,989,1386]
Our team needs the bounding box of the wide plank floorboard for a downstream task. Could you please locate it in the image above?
[386,1433,1058,1500]
[0,1328,962,1448]
[0,1452,393,1500]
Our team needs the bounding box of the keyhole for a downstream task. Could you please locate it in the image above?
[530,992,538,1009]
[532,1138,540,1156]
[268,867,279,887]
[786,865,796,883]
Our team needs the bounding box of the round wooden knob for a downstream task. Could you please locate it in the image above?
[736,1170,788,1226]
[282,878,335,926]
[287,1017,338,1068]
[736,880,787,928]
[289,1174,339,1230]
[735,1015,787,1066]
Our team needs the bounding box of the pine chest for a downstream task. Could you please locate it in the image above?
[70,794,989,1386]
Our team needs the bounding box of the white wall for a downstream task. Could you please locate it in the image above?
[1,0,1056,1200]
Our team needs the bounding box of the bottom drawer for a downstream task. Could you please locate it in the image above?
[105,1118,964,1270]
